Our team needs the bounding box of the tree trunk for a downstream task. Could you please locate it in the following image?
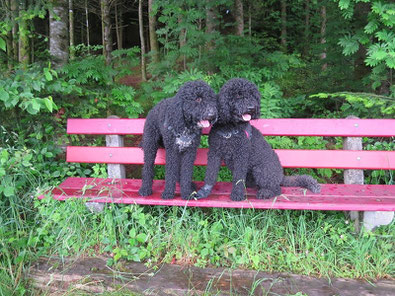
[139,0,147,81]
[11,0,18,62]
[206,1,217,51]
[320,5,327,71]
[234,0,244,36]
[31,31,35,63]
[148,0,159,64]
[6,30,13,70]
[304,0,310,56]
[353,2,370,82]
[206,2,216,34]
[18,0,30,68]
[101,0,112,66]
[49,0,69,68]
[248,3,252,37]
[6,0,14,69]
[115,4,123,50]
[85,0,90,53]
[69,0,75,59]
[281,0,287,51]
[178,16,187,70]
[179,16,186,49]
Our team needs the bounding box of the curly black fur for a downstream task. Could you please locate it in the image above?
[195,78,321,201]
[139,80,217,200]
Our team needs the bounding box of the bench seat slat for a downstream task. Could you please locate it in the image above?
[66,146,395,170]
[39,177,395,211]
[67,118,395,137]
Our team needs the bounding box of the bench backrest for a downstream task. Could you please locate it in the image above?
[66,118,395,171]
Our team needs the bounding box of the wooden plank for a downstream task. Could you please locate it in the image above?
[252,118,395,137]
[38,178,395,211]
[67,118,146,135]
[66,146,395,170]
[67,118,395,137]
[30,257,395,296]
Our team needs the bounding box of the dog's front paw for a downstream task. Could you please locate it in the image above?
[181,189,195,200]
[193,184,213,200]
[139,186,153,197]
[230,188,246,201]
[161,191,175,200]
[195,190,208,200]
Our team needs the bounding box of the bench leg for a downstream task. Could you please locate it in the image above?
[348,211,361,232]
[343,116,394,231]
[343,117,363,232]
[86,115,126,213]
[348,211,394,232]
[363,211,394,231]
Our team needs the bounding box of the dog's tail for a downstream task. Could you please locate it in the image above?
[281,175,321,193]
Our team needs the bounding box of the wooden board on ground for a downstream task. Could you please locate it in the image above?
[29,257,395,296]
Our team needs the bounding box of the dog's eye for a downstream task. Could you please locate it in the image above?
[196,97,202,103]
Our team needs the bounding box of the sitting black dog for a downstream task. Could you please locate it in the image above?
[195,78,320,201]
[139,80,217,200]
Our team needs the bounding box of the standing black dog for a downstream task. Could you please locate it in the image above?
[139,80,217,200]
[195,78,320,201]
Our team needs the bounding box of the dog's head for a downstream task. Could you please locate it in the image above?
[176,80,218,128]
[217,78,261,124]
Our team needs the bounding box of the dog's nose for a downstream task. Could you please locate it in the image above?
[207,109,216,117]
[247,105,255,112]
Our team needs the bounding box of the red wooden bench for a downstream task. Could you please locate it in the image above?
[40,117,395,230]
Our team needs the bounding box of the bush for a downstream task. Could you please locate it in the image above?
[0,49,143,120]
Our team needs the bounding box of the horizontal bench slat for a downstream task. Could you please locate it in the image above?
[39,177,395,211]
[67,118,395,137]
[66,146,395,170]
[68,118,146,135]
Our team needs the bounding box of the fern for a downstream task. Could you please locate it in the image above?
[310,92,395,117]
[338,35,359,56]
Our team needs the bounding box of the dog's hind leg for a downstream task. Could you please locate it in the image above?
[252,167,282,199]
[139,129,160,197]
[256,187,281,199]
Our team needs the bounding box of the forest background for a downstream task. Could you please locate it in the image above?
[0,0,394,295]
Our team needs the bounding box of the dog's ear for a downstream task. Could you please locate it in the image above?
[175,80,211,101]
[167,96,185,126]
[217,85,234,123]
[251,85,261,119]
[175,81,193,101]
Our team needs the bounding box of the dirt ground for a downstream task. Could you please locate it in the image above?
[29,256,394,296]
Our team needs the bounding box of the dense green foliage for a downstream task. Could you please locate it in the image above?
[336,0,395,92]
[0,0,394,294]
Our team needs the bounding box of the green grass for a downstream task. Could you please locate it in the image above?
[0,139,394,295]
[1,178,394,295]
[31,198,394,279]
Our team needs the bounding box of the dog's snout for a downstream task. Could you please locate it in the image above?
[247,105,255,112]
[206,108,217,118]
[208,109,216,117]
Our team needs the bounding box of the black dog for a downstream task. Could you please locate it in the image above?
[195,78,320,201]
[139,80,217,200]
